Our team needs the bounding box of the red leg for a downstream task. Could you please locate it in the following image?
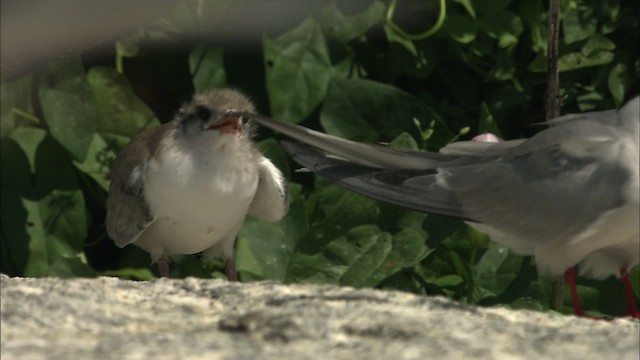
[619,268,639,319]
[564,267,585,317]
[157,255,170,277]
[225,257,237,282]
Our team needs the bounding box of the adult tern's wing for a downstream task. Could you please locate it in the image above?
[281,141,471,220]
[248,97,638,275]
[242,112,454,169]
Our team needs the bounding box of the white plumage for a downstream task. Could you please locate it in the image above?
[106,89,288,279]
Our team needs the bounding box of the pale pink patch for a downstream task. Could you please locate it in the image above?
[472,133,502,143]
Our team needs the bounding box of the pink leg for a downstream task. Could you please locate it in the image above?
[157,255,170,278]
[564,267,585,317]
[620,268,639,319]
[225,257,237,282]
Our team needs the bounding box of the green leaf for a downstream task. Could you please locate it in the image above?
[492,48,516,80]
[473,242,523,301]
[38,60,96,161]
[345,227,432,288]
[7,195,49,276]
[384,25,440,79]
[0,136,34,195]
[453,0,476,18]
[320,79,453,150]
[1,188,30,275]
[607,63,631,106]
[314,181,380,229]
[33,134,82,194]
[528,21,548,53]
[87,67,159,147]
[337,226,393,287]
[236,192,308,281]
[444,14,477,44]
[478,102,503,137]
[175,256,216,279]
[288,223,430,288]
[558,51,615,71]
[320,1,385,42]
[509,297,545,311]
[72,133,117,191]
[286,224,379,285]
[103,268,155,281]
[1,188,87,277]
[528,34,616,73]
[473,0,511,15]
[49,255,98,278]
[384,24,418,57]
[576,90,606,111]
[1,127,88,277]
[478,11,524,48]
[518,0,545,24]
[264,18,337,123]
[581,33,615,56]
[1,75,36,138]
[189,46,226,93]
[286,173,432,287]
[563,3,597,44]
[430,274,465,287]
[286,184,380,283]
[39,88,97,161]
[570,285,600,312]
[389,132,419,151]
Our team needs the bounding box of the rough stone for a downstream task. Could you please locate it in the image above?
[1,275,638,359]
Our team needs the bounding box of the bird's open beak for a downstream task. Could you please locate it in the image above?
[205,114,242,134]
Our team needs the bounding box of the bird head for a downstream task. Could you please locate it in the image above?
[176,89,256,138]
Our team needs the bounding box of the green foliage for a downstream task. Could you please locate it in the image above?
[1,0,638,318]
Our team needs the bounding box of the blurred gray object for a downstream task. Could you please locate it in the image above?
[0,0,381,80]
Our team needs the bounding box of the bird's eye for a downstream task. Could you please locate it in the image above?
[195,106,211,120]
[240,116,249,126]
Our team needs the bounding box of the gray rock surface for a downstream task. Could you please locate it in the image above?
[1,275,638,360]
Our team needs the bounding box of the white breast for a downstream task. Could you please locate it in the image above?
[137,134,259,258]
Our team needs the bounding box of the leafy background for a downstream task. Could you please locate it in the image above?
[1,0,638,317]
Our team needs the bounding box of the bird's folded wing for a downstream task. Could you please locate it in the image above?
[105,128,166,247]
[105,168,154,248]
[247,156,289,222]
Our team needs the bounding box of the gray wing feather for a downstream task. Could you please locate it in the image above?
[243,112,454,169]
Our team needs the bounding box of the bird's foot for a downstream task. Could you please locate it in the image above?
[225,258,237,282]
[620,268,639,319]
[564,267,585,317]
[157,255,170,277]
